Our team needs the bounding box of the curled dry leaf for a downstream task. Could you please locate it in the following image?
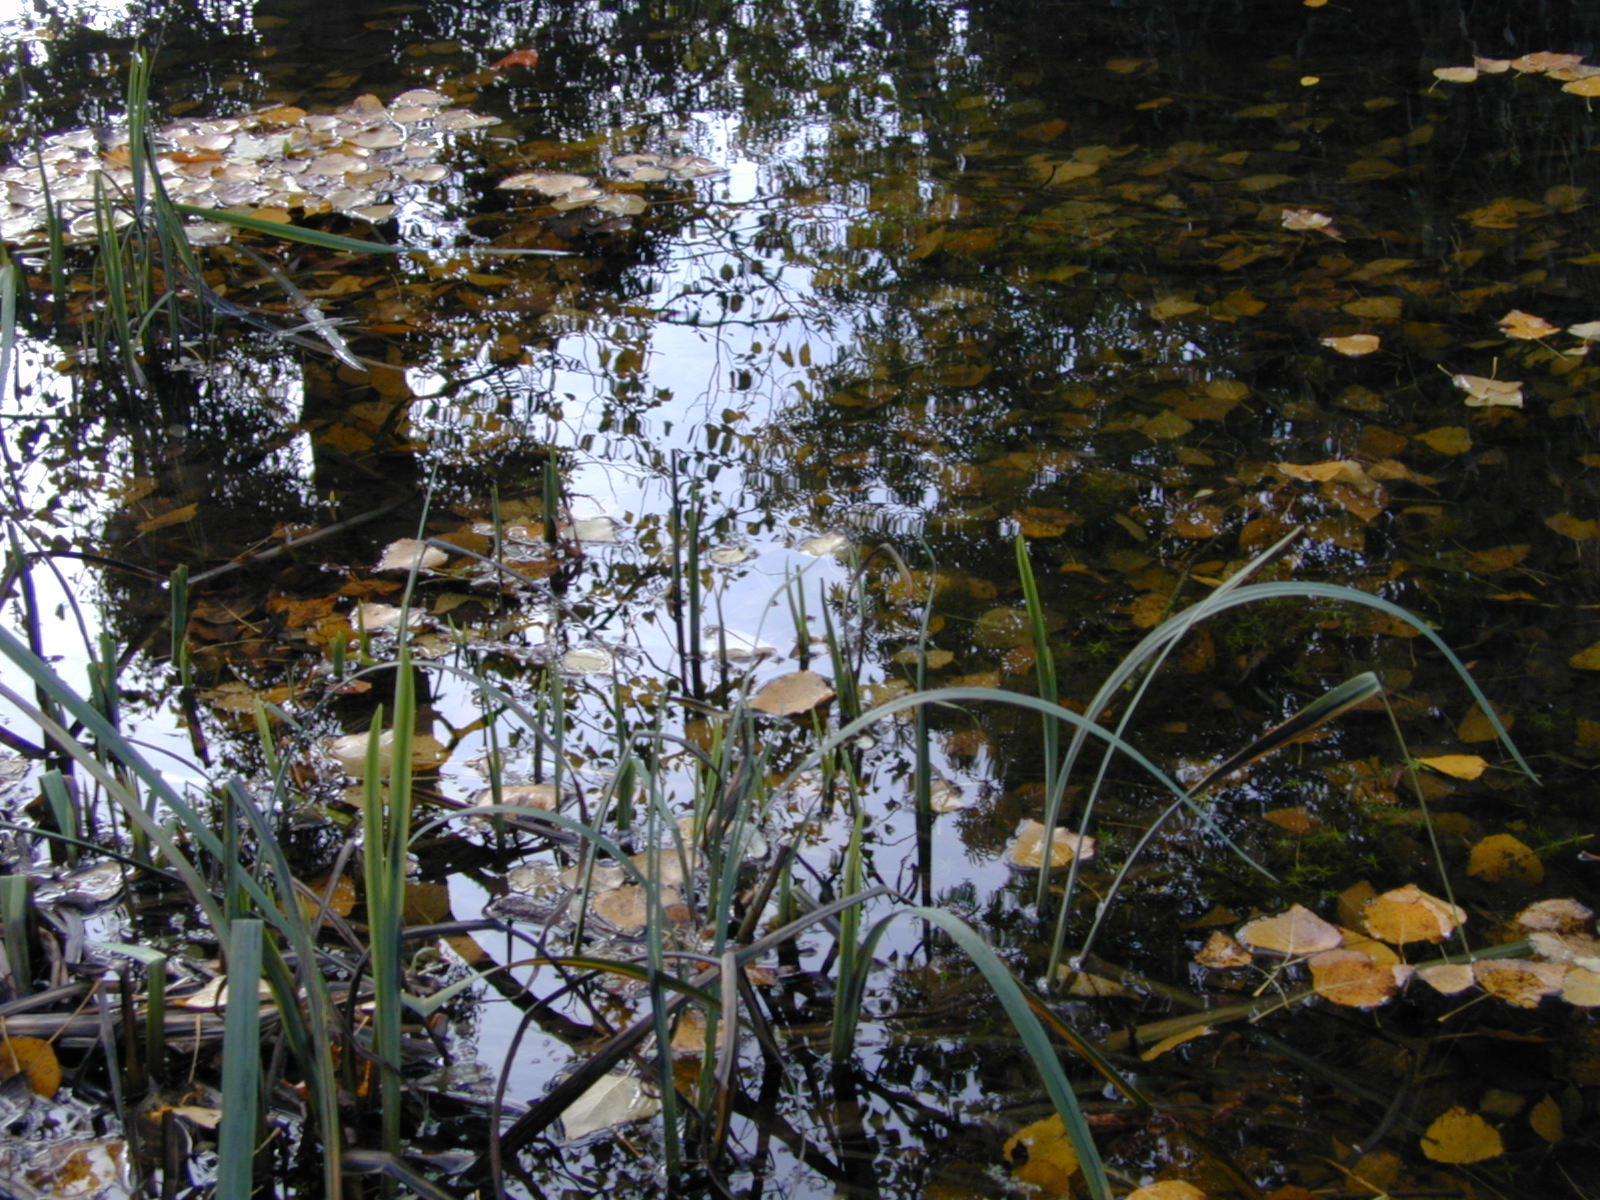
[1516,897,1594,933]
[1466,832,1543,883]
[1361,884,1466,944]
[1422,1107,1504,1164]
[1496,309,1560,339]
[1308,949,1400,1009]
[376,537,447,573]
[1451,373,1524,408]
[1473,958,1565,1008]
[749,669,835,716]
[1195,931,1253,968]
[1281,207,1340,235]
[1005,819,1096,869]
[1320,333,1380,356]
[1236,904,1342,958]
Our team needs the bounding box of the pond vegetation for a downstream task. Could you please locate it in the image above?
[0,2,1597,1197]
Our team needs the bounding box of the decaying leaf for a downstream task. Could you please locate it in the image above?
[1422,1107,1504,1163]
[1466,833,1543,883]
[1005,819,1096,869]
[1236,904,1342,957]
[0,1036,61,1098]
[376,538,447,573]
[1496,309,1560,339]
[1451,373,1524,407]
[560,1072,661,1141]
[1361,884,1466,944]
[1320,333,1380,356]
[1281,207,1340,235]
[1004,1113,1081,1197]
[1195,931,1253,968]
[1516,898,1594,933]
[749,670,835,716]
[1416,753,1488,780]
[1263,806,1321,835]
[1474,958,1564,1007]
[1308,949,1399,1008]
[489,48,540,70]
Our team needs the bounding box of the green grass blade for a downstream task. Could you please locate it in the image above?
[217,918,264,1200]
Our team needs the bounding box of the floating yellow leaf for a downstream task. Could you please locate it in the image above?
[749,670,835,717]
[1277,459,1365,484]
[1194,931,1253,969]
[1309,949,1399,1008]
[1127,1183,1206,1200]
[1058,969,1134,998]
[0,1037,61,1098]
[1362,884,1466,944]
[1006,820,1095,869]
[1562,75,1600,96]
[1511,51,1586,74]
[1466,833,1543,883]
[1474,958,1564,1008]
[1561,966,1600,1007]
[1566,319,1600,341]
[1567,642,1600,670]
[1321,333,1380,356]
[1422,1107,1504,1163]
[1451,373,1524,407]
[1004,1113,1081,1197]
[1150,296,1203,321]
[1140,1025,1213,1062]
[1417,753,1487,780]
[1417,962,1475,995]
[1237,904,1342,957]
[376,537,447,573]
[1433,66,1480,83]
[1496,309,1560,339]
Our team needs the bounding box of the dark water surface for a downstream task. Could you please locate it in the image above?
[2,1,1599,1196]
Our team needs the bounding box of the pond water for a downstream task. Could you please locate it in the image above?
[1,2,1598,1197]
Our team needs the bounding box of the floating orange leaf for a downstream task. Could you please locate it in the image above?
[1422,1107,1504,1163]
[1004,1114,1081,1197]
[1496,309,1559,339]
[1309,949,1399,1008]
[1433,66,1479,83]
[1237,904,1342,957]
[1361,884,1466,945]
[489,48,540,70]
[1466,833,1543,883]
[1511,51,1586,74]
[0,1037,60,1098]
[1005,820,1096,869]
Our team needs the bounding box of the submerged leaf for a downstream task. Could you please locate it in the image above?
[1422,1108,1504,1163]
[560,1073,661,1141]
[1004,1114,1081,1198]
[1466,833,1543,883]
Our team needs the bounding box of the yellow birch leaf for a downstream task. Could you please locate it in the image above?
[1362,884,1466,944]
[1342,296,1402,320]
[1006,820,1095,869]
[1417,753,1488,780]
[1415,426,1471,455]
[1546,513,1600,541]
[1561,966,1600,1007]
[1127,1183,1207,1200]
[1452,373,1524,407]
[1309,949,1399,1008]
[1466,833,1543,883]
[1562,75,1600,96]
[1321,333,1380,356]
[1417,962,1475,995]
[1496,309,1560,339]
[1529,1095,1563,1143]
[1237,904,1342,957]
[1150,296,1203,321]
[1004,1114,1081,1197]
[1421,1107,1504,1163]
[0,1037,61,1098]
[1433,66,1479,83]
[1567,642,1600,670]
[1474,958,1564,1008]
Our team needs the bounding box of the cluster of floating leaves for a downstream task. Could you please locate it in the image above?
[1432,49,1600,93]
[1198,887,1600,1011]
[495,151,719,218]
[0,89,502,245]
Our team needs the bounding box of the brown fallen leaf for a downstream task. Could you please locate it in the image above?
[749,670,835,717]
[1474,958,1564,1008]
[1516,898,1594,933]
[376,538,447,573]
[1195,931,1253,969]
[489,48,540,70]
[1263,806,1321,835]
